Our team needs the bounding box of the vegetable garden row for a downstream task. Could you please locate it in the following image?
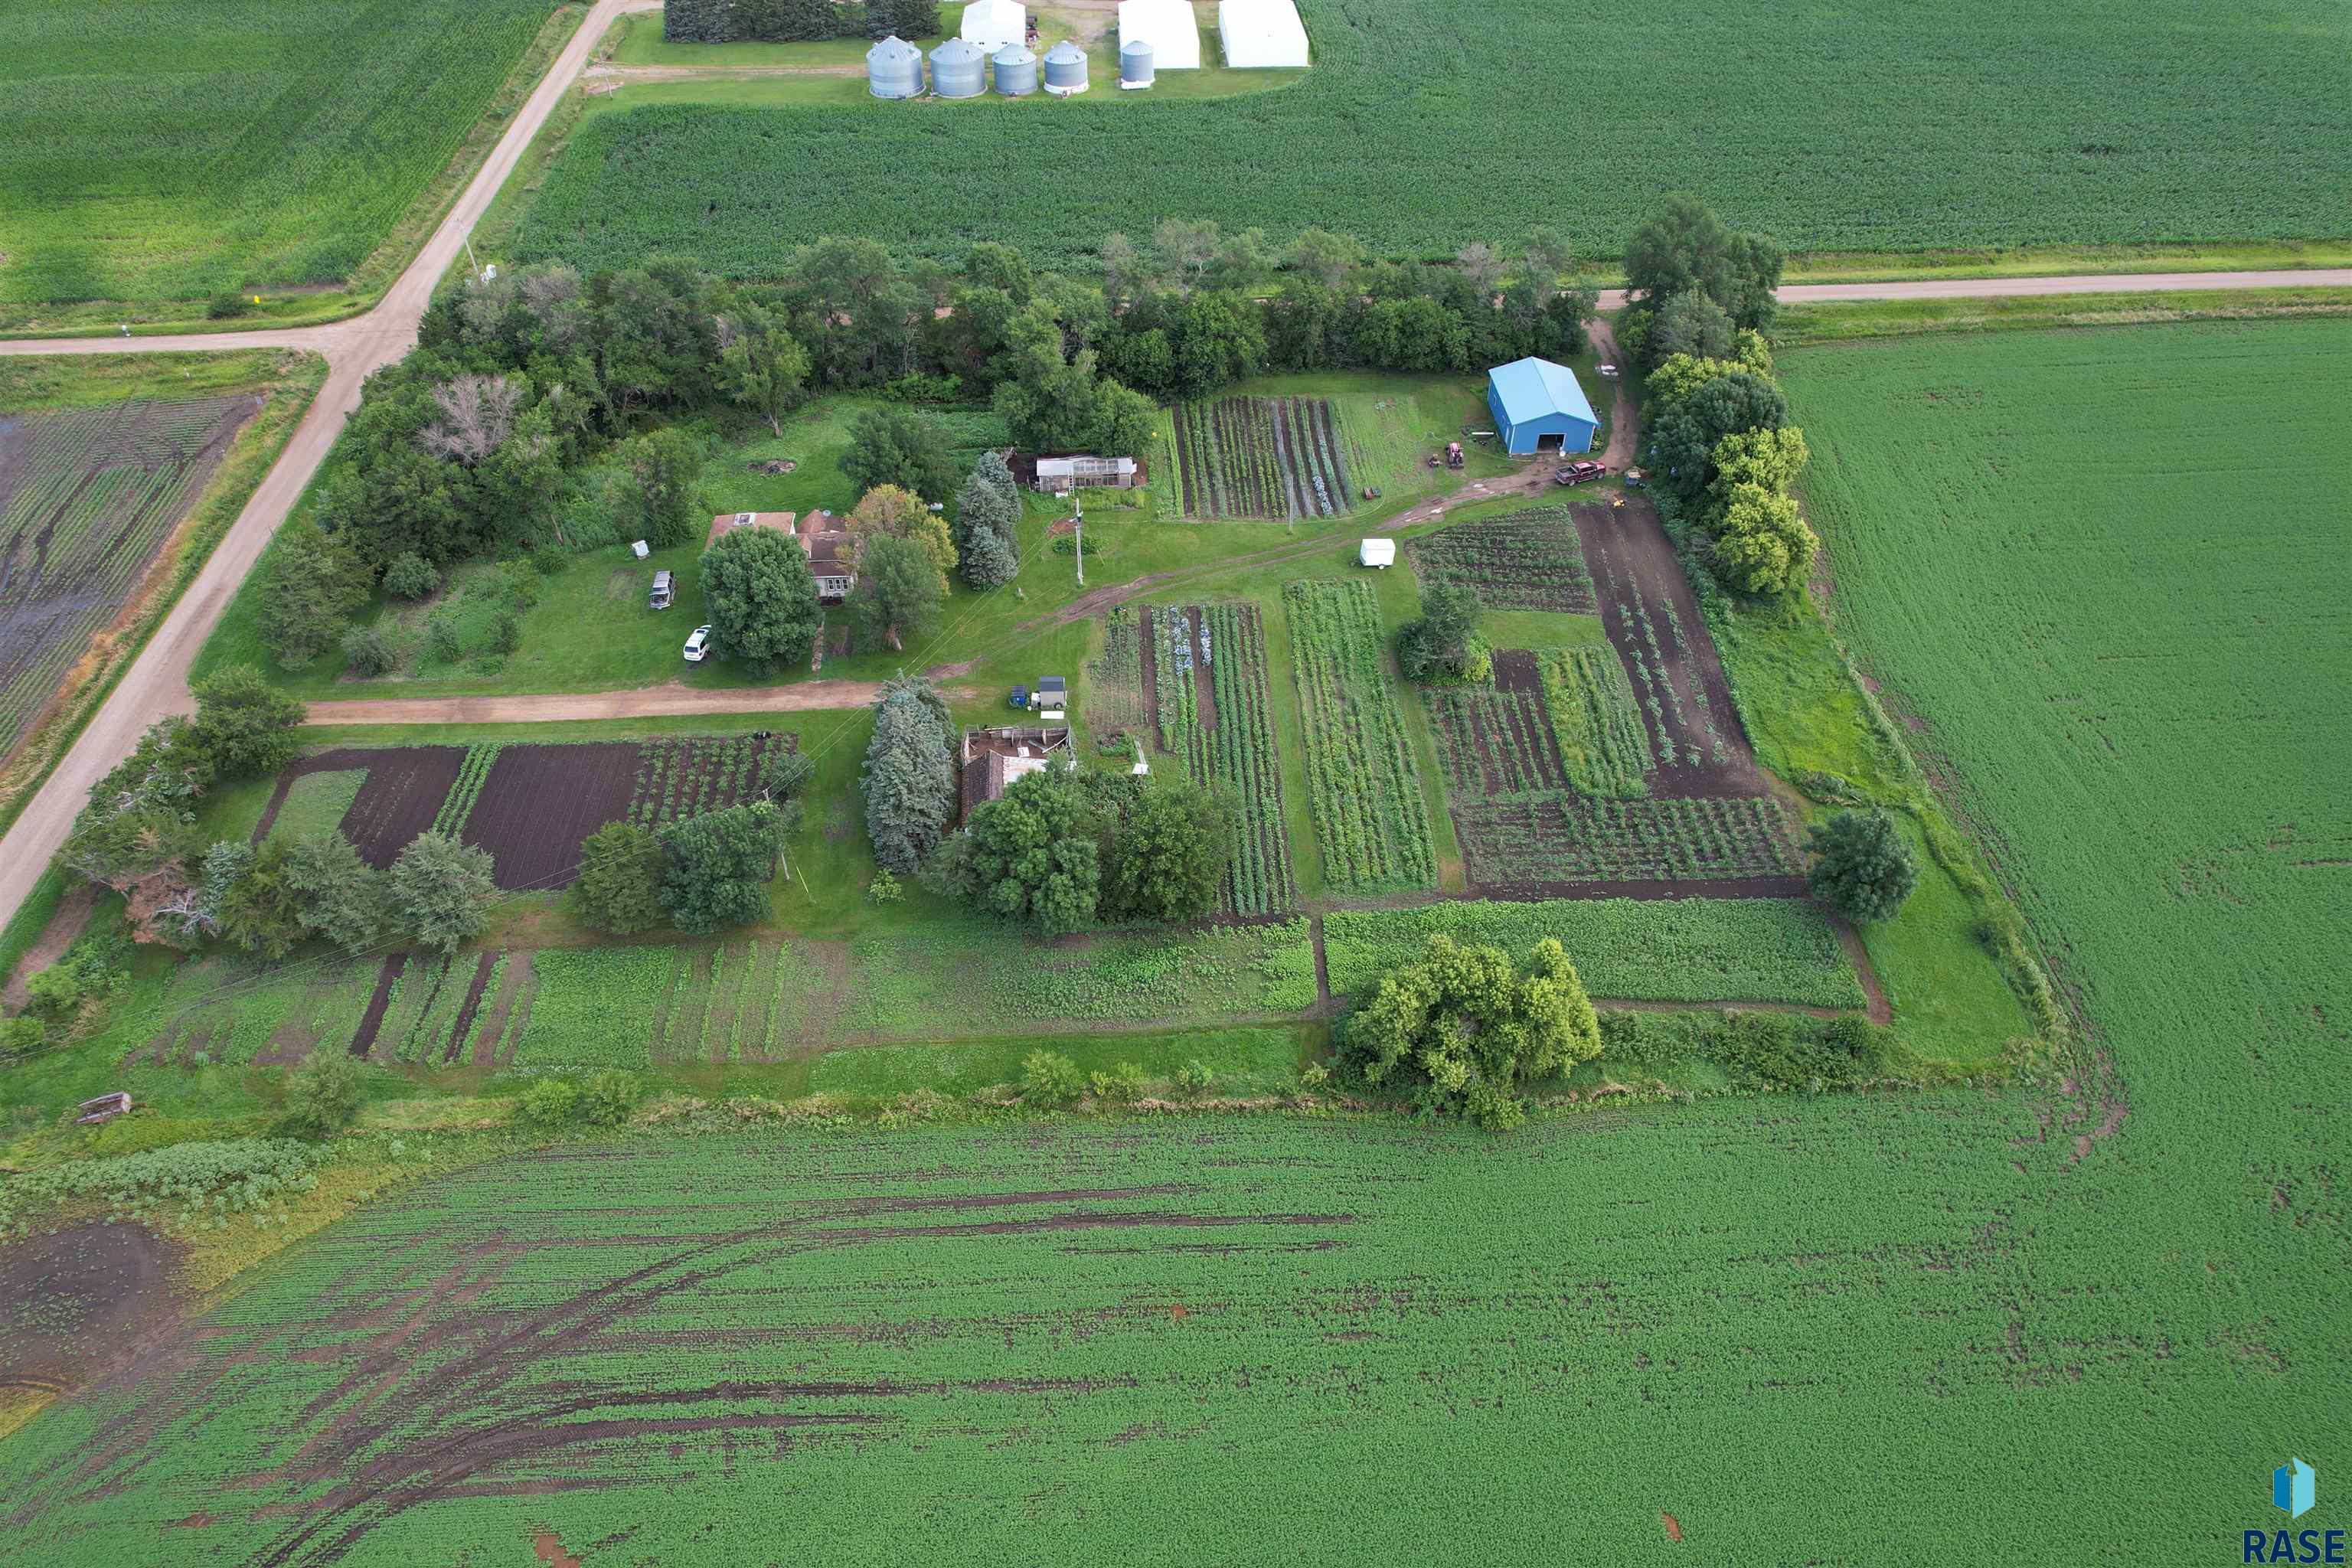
[1407,508,1593,612]
[1172,397,1350,521]
[1282,581,1435,891]
[1145,603,1295,916]
[1449,794,1803,888]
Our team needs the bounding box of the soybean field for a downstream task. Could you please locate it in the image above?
[0,1102,2328,1563]
[517,0,2352,274]
[0,0,560,305]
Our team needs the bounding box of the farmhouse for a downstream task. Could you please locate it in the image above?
[1486,358,1599,456]
[1118,0,1200,70]
[1034,455,1138,492]
[802,522,856,601]
[960,725,1072,817]
[707,510,795,547]
[1217,0,1309,67]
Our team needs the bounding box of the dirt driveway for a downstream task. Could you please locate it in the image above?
[302,671,979,726]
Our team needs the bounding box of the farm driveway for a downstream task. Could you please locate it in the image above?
[300,675,976,727]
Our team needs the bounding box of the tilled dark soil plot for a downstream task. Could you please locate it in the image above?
[261,746,463,867]
[0,1223,181,1409]
[462,740,637,889]
[1573,500,1769,798]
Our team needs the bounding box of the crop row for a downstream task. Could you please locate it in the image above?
[1282,581,1435,891]
[626,733,790,827]
[1188,605,1296,915]
[1452,793,1803,887]
[1427,685,1569,797]
[1408,508,1594,613]
[1539,646,1651,799]
[1172,398,1348,521]
[430,744,501,838]
[1086,605,1148,740]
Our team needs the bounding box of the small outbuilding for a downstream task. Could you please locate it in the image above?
[1485,357,1599,456]
[1217,0,1309,67]
[1034,454,1137,492]
[1117,0,1200,70]
[1358,538,1395,569]
[959,0,1025,55]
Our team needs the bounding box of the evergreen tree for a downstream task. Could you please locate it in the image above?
[861,676,956,874]
[961,524,1020,590]
[659,802,786,934]
[570,822,668,935]
[387,832,497,956]
[286,832,387,952]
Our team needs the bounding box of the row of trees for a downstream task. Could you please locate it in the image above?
[665,0,938,46]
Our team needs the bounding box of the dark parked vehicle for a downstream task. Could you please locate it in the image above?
[1553,461,1606,486]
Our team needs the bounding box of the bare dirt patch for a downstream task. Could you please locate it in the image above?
[462,741,635,890]
[2,878,97,1011]
[0,1222,183,1410]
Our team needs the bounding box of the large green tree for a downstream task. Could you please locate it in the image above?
[861,676,957,874]
[286,831,387,952]
[1806,810,1918,923]
[1623,194,1785,331]
[700,526,822,677]
[1103,780,1232,924]
[1341,934,1602,1132]
[852,533,946,652]
[188,665,306,781]
[260,520,371,668]
[217,838,309,959]
[713,302,811,436]
[1648,371,1788,505]
[841,408,957,503]
[387,831,497,956]
[570,822,668,935]
[1396,580,1489,683]
[612,426,705,549]
[659,801,786,934]
[1711,483,1818,596]
[930,766,1103,935]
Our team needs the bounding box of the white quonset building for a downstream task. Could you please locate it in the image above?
[1117,0,1200,70]
[959,0,1024,57]
[1217,0,1308,67]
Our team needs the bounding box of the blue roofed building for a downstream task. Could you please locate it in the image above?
[1485,357,1598,456]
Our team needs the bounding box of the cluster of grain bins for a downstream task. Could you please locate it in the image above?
[868,0,1305,98]
[865,28,1084,98]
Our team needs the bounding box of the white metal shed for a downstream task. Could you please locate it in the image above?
[1117,0,1200,69]
[1217,0,1308,67]
[959,0,1025,57]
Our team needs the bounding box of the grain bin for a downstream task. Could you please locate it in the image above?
[867,35,924,99]
[992,44,1039,96]
[1042,39,1089,96]
[929,38,986,100]
[1119,38,1155,88]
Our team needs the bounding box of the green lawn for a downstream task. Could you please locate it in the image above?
[263,770,365,846]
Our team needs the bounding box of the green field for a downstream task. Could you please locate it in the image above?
[0,1100,2325,1562]
[0,0,560,308]
[516,0,2352,276]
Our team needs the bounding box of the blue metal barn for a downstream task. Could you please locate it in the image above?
[1485,357,1598,456]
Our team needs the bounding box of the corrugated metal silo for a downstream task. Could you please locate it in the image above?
[929,38,987,100]
[1042,39,1089,96]
[992,44,1039,96]
[1119,38,1155,88]
[867,35,924,99]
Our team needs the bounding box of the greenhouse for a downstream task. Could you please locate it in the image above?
[1217,0,1309,67]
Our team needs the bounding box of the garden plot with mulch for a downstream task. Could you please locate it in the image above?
[252,733,796,891]
[1414,500,1806,895]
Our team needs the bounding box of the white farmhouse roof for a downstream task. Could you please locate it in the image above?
[1217,0,1308,67]
[959,0,1025,55]
[1118,0,1200,68]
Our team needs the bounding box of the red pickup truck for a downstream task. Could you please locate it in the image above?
[1552,461,1606,486]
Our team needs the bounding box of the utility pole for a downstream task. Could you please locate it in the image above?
[464,238,479,279]
[1073,494,1084,587]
